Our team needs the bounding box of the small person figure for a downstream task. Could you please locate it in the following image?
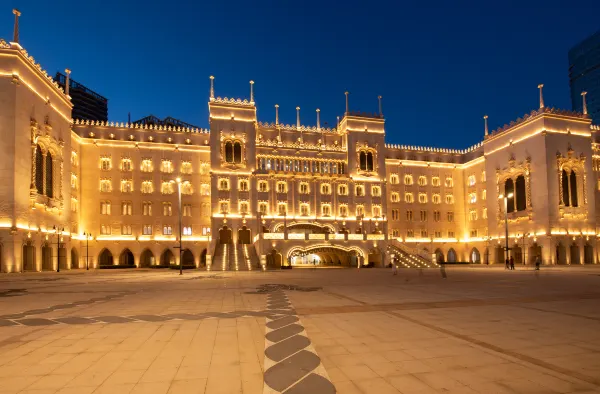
[392,262,398,276]
[535,255,541,270]
[510,256,515,270]
[505,258,510,270]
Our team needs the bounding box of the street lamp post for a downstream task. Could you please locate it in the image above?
[53,225,64,272]
[176,178,183,275]
[498,193,514,264]
[83,232,92,270]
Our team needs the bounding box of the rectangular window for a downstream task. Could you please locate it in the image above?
[220,201,229,214]
[183,204,192,217]
[143,202,152,216]
[339,205,348,217]
[338,185,348,195]
[141,181,153,194]
[121,159,132,172]
[447,211,454,222]
[239,180,249,191]
[163,202,172,216]
[100,157,111,171]
[372,206,381,217]
[101,201,111,215]
[434,231,442,238]
[100,180,112,193]
[183,226,192,236]
[278,203,287,216]
[301,204,310,216]
[259,202,268,215]
[433,211,440,222]
[321,184,331,195]
[122,225,132,235]
[371,186,381,197]
[259,181,268,192]
[121,180,133,193]
[277,182,287,193]
[299,183,309,194]
[420,229,428,238]
[420,210,427,221]
[448,231,455,238]
[121,201,132,216]
[181,161,192,174]
[356,205,364,217]
[163,225,173,235]
[406,210,413,221]
[407,229,414,238]
[143,225,152,235]
[355,185,364,196]
[100,225,111,235]
[141,159,153,172]
[202,227,211,236]
[470,230,478,238]
[239,201,249,214]
[322,204,331,216]
[161,160,173,174]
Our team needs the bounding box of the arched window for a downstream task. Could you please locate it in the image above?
[562,169,570,206]
[504,178,515,213]
[515,175,526,211]
[359,151,367,171]
[35,145,43,194]
[224,141,233,163]
[45,153,53,198]
[447,248,457,263]
[366,152,374,171]
[233,142,242,164]
[570,170,578,207]
[470,248,481,263]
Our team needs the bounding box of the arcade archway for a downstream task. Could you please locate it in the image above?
[140,249,155,267]
[160,249,175,267]
[71,248,79,269]
[287,245,365,267]
[98,249,114,267]
[42,244,53,271]
[119,249,135,267]
[22,242,36,271]
[181,249,195,267]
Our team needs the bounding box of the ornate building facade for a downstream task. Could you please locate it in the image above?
[0,35,598,273]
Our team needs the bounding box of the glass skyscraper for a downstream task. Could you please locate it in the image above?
[569,29,600,123]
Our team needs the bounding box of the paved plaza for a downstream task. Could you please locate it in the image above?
[0,266,599,394]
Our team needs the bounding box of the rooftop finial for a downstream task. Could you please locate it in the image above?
[344,91,349,114]
[296,107,301,130]
[337,116,340,130]
[64,69,71,97]
[378,95,383,117]
[209,76,215,99]
[249,80,254,103]
[12,9,21,44]
[581,91,588,115]
[275,104,279,125]
[538,84,544,109]
[483,115,488,136]
[316,109,321,130]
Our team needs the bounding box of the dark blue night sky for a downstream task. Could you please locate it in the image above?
[3,0,600,148]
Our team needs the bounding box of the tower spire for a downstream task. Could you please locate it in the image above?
[64,69,71,97]
[483,115,488,136]
[378,95,383,117]
[296,107,301,130]
[316,109,321,130]
[209,76,215,99]
[249,80,254,103]
[12,9,21,44]
[344,91,349,114]
[538,84,545,109]
[582,91,588,115]
[275,104,279,125]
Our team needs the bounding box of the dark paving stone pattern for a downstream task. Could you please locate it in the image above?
[285,373,337,394]
[264,350,321,391]
[266,316,299,330]
[265,335,311,362]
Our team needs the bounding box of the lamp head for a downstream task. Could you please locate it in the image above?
[507,192,514,198]
[176,177,182,183]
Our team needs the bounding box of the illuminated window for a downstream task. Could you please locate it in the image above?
[141,159,153,172]
[445,177,453,187]
[220,201,229,214]
[470,230,478,238]
[141,181,153,194]
[391,192,399,202]
[391,209,399,220]
[448,230,455,238]
[143,225,152,235]
[181,161,192,174]
[447,211,454,222]
[372,205,382,217]
[224,140,243,164]
[481,190,487,200]
[469,193,477,204]
[321,184,331,195]
[100,225,111,235]
[199,162,210,175]
[432,177,440,186]
[258,202,268,215]
[481,171,486,182]
[142,202,152,216]
[469,209,477,221]
[407,229,414,238]
[199,183,209,196]
[418,176,427,186]
[420,210,427,221]
[183,226,192,236]
[390,174,399,184]
[405,193,414,203]
[300,203,310,216]
[202,227,211,236]
[71,198,78,213]
[338,184,348,195]
[163,202,172,216]
[339,205,348,217]
[181,181,193,195]
[420,229,428,238]
[356,205,364,217]
[71,174,77,190]
[100,179,112,193]
[358,150,375,171]
[418,193,427,203]
[355,185,365,196]
[239,201,249,214]
[321,204,331,217]
[100,157,111,171]
[483,208,488,219]
[71,151,78,167]
[161,181,174,194]
[371,186,381,197]
[122,225,132,235]
[406,210,413,221]
[239,179,249,191]
[404,175,413,185]
[100,201,111,215]
[277,182,287,193]
[258,181,268,192]
[121,201,132,216]
[468,175,476,186]
[434,231,442,238]
[433,211,441,221]
[278,203,287,216]
[218,179,230,191]
[121,158,132,172]
[163,225,173,235]
[121,179,133,193]
[432,194,441,204]
[299,182,309,194]
[161,160,173,174]
[183,204,192,217]
[445,194,454,204]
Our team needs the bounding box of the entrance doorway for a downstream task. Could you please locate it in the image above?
[70,248,78,269]
[238,226,251,244]
[42,244,53,271]
[182,249,195,267]
[23,243,36,271]
[219,226,233,244]
[119,249,135,266]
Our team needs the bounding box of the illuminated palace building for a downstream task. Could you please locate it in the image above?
[1,27,600,273]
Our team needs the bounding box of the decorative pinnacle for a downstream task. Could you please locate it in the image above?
[64,69,71,97]
[344,91,349,114]
[249,80,254,103]
[581,91,588,115]
[275,104,279,125]
[209,76,215,99]
[12,9,21,44]
[296,107,301,129]
[316,108,321,130]
[483,115,489,136]
[538,84,544,109]
[378,95,383,116]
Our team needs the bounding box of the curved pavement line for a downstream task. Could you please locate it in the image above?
[262,286,335,394]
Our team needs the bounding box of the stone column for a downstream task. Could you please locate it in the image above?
[42,151,47,196]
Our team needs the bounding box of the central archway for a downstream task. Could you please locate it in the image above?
[287,245,365,267]
[181,249,195,267]
[140,249,155,267]
[160,249,175,267]
[98,249,114,267]
[119,249,135,267]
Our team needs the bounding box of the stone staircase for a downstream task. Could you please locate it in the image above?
[211,243,259,271]
[388,239,439,269]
